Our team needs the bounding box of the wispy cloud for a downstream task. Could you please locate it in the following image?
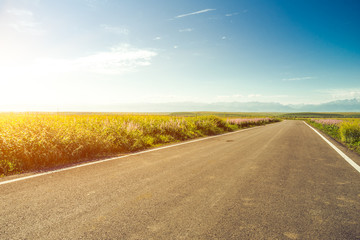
[282,76,314,81]
[225,10,247,16]
[3,44,157,76]
[7,21,43,34]
[175,9,216,19]
[215,94,243,102]
[320,88,360,100]
[75,44,157,74]
[100,24,129,35]
[215,94,267,102]
[225,12,239,17]
[143,94,201,103]
[6,9,33,16]
[84,0,104,9]
[153,36,161,40]
[248,94,261,98]
[6,8,43,35]
[215,93,290,103]
[179,28,194,32]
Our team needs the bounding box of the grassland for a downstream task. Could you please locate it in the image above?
[171,111,360,118]
[170,112,282,117]
[2,111,359,177]
[281,112,360,118]
[307,118,360,154]
[0,113,280,176]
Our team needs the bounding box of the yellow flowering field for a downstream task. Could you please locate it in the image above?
[0,113,279,176]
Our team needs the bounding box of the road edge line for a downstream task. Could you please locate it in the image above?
[0,122,281,186]
[303,121,360,174]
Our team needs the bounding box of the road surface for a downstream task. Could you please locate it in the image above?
[1,120,360,239]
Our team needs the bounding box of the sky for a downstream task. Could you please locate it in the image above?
[0,0,360,111]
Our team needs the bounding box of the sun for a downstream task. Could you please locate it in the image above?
[0,47,56,108]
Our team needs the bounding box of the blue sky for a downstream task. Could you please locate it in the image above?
[0,0,359,110]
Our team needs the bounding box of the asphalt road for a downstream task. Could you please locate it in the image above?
[1,120,360,239]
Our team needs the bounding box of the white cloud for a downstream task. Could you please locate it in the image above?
[84,0,104,8]
[320,88,360,100]
[248,94,261,98]
[153,36,161,40]
[5,8,43,35]
[221,36,227,40]
[179,28,194,32]
[175,9,216,19]
[6,9,33,16]
[282,76,314,81]
[143,94,201,103]
[7,21,43,34]
[100,24,129,35]
[75,44,157,74]
[216,94,243,102]
[1,44,157,77]
[225,12,239,17]
[215,93,289,103]
[173,45,179,49]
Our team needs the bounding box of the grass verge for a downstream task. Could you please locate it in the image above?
[306,119,360,155]
[0,114,280,176]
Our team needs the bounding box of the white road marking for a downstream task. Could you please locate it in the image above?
[0,123,279,186]
[304,121,360,174]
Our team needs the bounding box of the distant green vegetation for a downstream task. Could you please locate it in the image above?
[170,112,283,117]
[282,112,360,118]
[0,113,279,176]
[170,111,360,119]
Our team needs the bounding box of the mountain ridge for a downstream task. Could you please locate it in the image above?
[1,98,360,112]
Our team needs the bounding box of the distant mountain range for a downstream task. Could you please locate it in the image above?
[1,98,360,112]
[102,98,360,112]
[287,98,360,112]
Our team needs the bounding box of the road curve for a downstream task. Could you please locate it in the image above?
[1,120,360,239]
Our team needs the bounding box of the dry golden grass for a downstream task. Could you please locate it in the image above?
[0,113,279,176]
